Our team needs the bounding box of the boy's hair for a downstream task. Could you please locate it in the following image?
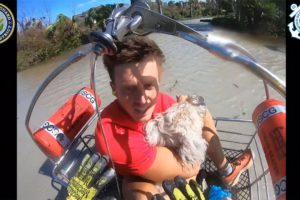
[103,35,165,82]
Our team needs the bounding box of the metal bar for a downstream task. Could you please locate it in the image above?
[255,137,271,200]
[214,117,253,123]
[249,169,270,188]
[217,130,254,136]
[233,54,285,98]
[215,120,218,127]
[219,139,249,145]
[25,44,93,136]
[54,112,99,166]
[62,134,95,176]
[126,5,286,97]
[250,138,269,199]
[52,133,96,187]
[263,80,270,100]
[253,153,260,200]
[52,164,68,188]
[202,113,273,199]
[244,130,258,150]
[80,136,94,154]
[90,53,122,197]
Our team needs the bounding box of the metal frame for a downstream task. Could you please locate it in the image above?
[214,117,274,200]
[25,1,285,199]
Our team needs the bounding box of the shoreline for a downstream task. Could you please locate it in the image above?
[17,19,285,72]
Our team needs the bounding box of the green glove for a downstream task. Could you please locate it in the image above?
[152,176,206,200]
[66,153,115,200]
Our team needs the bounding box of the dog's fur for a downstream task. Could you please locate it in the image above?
[145,95,208,166]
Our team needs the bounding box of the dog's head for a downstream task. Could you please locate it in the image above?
[145,95,207,147]
[186,95,205,107]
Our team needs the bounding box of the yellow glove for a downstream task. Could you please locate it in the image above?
[66,153,115,200]
[152,176,206,200]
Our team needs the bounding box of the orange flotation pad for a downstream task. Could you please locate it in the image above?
[33,87,101,160]
[252,99,286,200]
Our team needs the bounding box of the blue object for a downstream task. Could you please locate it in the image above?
[208,185,232,200]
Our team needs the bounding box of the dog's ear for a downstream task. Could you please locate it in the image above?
[145,119,159,145]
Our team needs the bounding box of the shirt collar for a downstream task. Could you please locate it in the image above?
[103,93,164,131]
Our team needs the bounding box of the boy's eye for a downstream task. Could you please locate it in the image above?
[122,85,138,94]
[144,84,154,89]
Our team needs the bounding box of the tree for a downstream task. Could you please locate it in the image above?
[156,0,163,14]
[85,8,97,29]
[48,14,82,51]
[84,5,113,29]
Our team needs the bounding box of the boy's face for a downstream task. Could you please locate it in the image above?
[111,55,160,122]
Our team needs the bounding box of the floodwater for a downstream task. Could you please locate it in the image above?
[17,23,285,199]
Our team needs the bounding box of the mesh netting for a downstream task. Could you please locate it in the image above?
[201,148,251,200]
[97,148,252,200]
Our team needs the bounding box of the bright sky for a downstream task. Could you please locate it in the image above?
[17,0,187,23]
[17,0,132,23]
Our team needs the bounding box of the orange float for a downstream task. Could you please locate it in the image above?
[252,99,286,200]
[32,87,101,160]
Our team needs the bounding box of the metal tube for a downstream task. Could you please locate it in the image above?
[233,55,285,98]
[124,5,286,98]
[181,31,286,97]
[25,45,93,136]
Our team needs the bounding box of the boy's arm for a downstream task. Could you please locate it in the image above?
[141,146,201,182]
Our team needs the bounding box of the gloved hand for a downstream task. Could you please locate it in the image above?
[66,153,116,200]
[152,176,206,200]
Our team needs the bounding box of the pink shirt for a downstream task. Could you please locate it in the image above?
[95,92,175,176]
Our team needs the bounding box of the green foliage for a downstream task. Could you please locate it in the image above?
[17,1,285,71]
[17,28,54,70]
[18,14,84,70]
[220,0,233,13]
[212,16,245,30]
[48,14,82,51]
[164,4,183,19]
[85,5,113,29]
[201,8,216,16]
[255,2,285,36]
[85,8,97,29]
[17,4,116,71]
[212,0,285,36]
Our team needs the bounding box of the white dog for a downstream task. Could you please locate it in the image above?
[145,95,208,166]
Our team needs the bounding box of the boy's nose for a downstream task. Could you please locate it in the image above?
[135,88,149,104]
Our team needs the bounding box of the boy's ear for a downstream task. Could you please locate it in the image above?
[110,81,115,91]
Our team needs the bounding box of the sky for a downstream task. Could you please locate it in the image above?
[17,0,187,24]
[17,0,132,23]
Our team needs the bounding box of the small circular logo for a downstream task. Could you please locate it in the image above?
[0,3,15,44]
